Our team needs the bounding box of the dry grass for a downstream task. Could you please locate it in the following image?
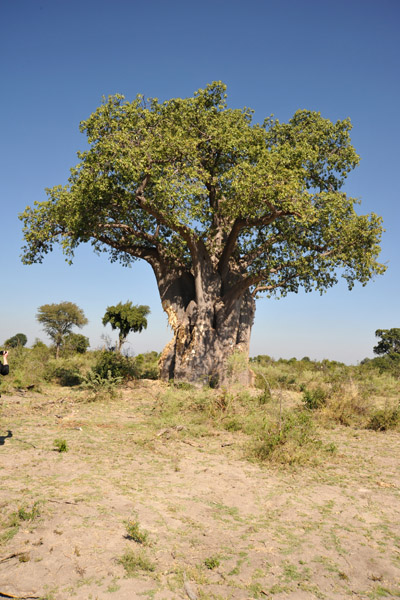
[0,381,400,599]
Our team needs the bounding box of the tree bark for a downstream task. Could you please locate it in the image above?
[155,266,255,386]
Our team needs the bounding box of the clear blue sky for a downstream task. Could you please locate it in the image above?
[1,0,399,363]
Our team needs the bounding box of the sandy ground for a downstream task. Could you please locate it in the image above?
[0,383,400,600]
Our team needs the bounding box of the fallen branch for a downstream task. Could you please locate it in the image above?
[183,575,198,600]
[0,552,27,563]
[0,592,40,599]
[180,439,202,448]
[155,425,185,438]
[47,499,78,505]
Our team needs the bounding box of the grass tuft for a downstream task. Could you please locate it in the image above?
[117,549,155,576]
[54,438,69,452]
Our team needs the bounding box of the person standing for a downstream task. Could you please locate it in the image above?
[0,351,9,396]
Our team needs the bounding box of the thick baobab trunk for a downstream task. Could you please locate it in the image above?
[156,269,256,386]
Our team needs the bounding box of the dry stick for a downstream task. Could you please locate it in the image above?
[181,439,202,448]
[0,593,40,600]
[258,372,272,397]
[0,552,27,563]
[183,574,198,600]
[47,499,78,505]
[0,594,40,600]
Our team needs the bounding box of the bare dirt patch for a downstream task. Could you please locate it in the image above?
[1,383,400,599]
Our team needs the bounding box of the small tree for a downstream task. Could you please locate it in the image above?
[374,329,400,359]
[36,301,88,358]
[102,301,150,353]
[4,333,28,348]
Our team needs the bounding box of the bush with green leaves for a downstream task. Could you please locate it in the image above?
[366,405,400,431]
[124,520,149,544]
[2,345,51,391]
[302,386,328,410]
[361,354,400,378]
[249,409,326,465]
[92,351,138,381]
[81,370,122,401]
[134,351,159,379]
[45,363,83,386]
[54,438,68,452]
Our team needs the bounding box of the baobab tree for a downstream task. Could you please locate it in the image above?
[21,83,385,385]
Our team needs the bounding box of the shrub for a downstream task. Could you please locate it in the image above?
[3,345,51,391]
[92,351,137,381]
[366,405,400,431]
[54,438,68,452]
[134,351,160,379]
[124,520,149,544]
[302,386,328,410]
[117,549,155,576]
[249,410,323,465]
[223,417,243,432]
[319,382,371,427]
[361,355,400,378]
[81,370,122,401]
[47,365,82,386]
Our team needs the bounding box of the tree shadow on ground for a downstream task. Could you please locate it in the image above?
[0,430,12,445]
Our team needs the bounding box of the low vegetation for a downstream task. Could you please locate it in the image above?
[0,346,399,599]
[2,346,399,449]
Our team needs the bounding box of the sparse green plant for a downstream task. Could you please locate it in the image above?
[204,555,221,570]
[249,409,323,465]
[247,582,263,598]
[223,417,242,432]
[226,350,249,382]
[17,502,41,522]
[81,369,122,401]
[117,549,155,576]
[169,380,194,391]
[107,579,121,593]
[124,520,149,544]
[19,552,30,562]
[54,438,68,453]
[1,502,41,544]
[258,386,272,405]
